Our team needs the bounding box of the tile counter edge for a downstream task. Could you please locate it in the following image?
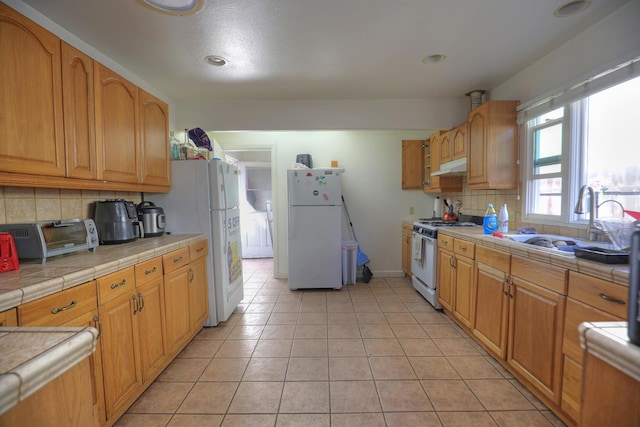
[0,234,207,311]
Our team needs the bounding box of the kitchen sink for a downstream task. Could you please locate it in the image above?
[502,234,615,251]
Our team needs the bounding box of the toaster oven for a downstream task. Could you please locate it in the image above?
[0,219,99,263]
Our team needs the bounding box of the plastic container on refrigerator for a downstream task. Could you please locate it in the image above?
[342,240,358,285]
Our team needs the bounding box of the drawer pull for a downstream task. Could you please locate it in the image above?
[145,266,157,275]
[460,246,467,252]
[196,247,204,253]
[51,300,77,314]
[110,279,127,289]
[598,293,625,305]
[189,267,195,283]
[173,256,183,264]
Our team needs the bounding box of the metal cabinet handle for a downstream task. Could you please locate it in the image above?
[51,300,77,314]
[189,268,195,283]
[145,266,157,275]
[460,246,467,252]
[173,256,183,264]
[132,294,139,315]
[93,315,101,339]
[598,293,625,305]
[503,278,509,296]
[196,247,204,253]
[138,292,144,311]
[110,279,126,289]
[509,280,514,299]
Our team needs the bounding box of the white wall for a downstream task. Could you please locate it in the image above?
[212,131,434,278]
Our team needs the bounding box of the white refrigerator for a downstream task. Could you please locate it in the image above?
[287,168,343,290]
[147,159,244,326]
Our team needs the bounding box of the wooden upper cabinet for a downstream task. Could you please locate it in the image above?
[401,139,424,189]
[438,131,452,164]
[467,100,519,190]
[451,122,467,160]
[139,90,170,186]
[95,63,141,184]
[0,3,65,177]
[61,42,97,180]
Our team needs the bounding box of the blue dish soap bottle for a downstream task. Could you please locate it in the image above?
[483,203,498,234]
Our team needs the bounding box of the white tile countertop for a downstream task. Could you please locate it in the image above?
[0,234,207,311]
[0,326,98,416]
[579,321,640,382]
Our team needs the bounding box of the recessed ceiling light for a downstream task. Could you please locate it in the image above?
[205,55,227,67]
[554,1,591,17]
[136,0,204,16]
[422,54,446,64]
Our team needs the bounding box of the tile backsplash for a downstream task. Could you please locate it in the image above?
[0,187,141,224]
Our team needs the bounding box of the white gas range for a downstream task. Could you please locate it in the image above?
[411,218,478,309]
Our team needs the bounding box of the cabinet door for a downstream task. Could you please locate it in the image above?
[473,263,509,358]
[61,42,96,179]
[451,122,467,160]
[0,308,17,327]
[139,89,170,186]
[164,266,192,354]
[508,276,565,404]
[136,278,167,382]
[0,3,65,177]
[94,63,140,183]
[438,131,452,164]
[467,106,486,186]
[453,255,475,329]
[188,256,209,331]
[437,249,454,311]
[99,292,142,420]
[429,133,441,191]
[401,224,412,276]
[401,140,423,189]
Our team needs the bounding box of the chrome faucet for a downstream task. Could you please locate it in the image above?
[574,185,625,240]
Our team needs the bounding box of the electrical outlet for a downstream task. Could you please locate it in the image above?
[409,207,414,215]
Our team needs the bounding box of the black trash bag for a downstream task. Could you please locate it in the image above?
[362,264,373,283]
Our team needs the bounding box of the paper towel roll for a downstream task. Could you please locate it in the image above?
[434,197,442,218]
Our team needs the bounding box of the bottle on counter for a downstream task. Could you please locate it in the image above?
[483,203,498,234]
[499,204,509,233]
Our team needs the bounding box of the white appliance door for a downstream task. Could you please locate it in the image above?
[146,160,219,326]
[288,205,342,289]
[212,207,244,322]
[210,159,240,209]
[287,169,342,206]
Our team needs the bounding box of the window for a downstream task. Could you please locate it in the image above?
[523,74,640,227]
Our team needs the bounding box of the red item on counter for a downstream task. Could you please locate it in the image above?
[492,231,505,238]
[0,232,19,272]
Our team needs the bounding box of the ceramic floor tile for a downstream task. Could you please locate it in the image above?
[286,357,329,381]
[409,356,461,379]
[422,323,465,338]
[352,302,382,313]
[227,325,265,340]
[432,337,483,356]
[375,380,433,412]
[177,339,223,359]
[113,414,172,426]
[327,302,354,313]
[412,312,451,324]
[369,356,416,380]
[490,410,554,426]
[200,358,249,381]
[260,324,296,339]
[421,379,485,411]
[127,382,193,413]
[294,324,328,338]
[384,312,418,324]
[195,326,232,340]
[220,414,277,426]
[243,358,289,381]
[327,323,361,338]
[359,324,395,339]
[268,312,299,325]
[328,338,367,357]
[291,339,328,357]
[177,382,238,414]
[377,302,409,313]
[214,339,258,358]
[329,381,382,413]
[329,357,373,380]
[227,382,283,414]
[447,355,504,379]
[166,414,224,427]
[363,338,404,356]
[252,339,293,358]
[275,413,330,427]
[330,413,386,427]
[438,411,499,426]
[156,358,210,382]
[384,412,441,427]
[355,312,388,324]
[298,312,328,324]
[326,312,358,324]
[390,324,429,339]
[466,379,535,411]
[279,381,330,413]
[398,338,443,357]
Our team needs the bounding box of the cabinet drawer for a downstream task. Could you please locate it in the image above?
[19,281,97,326]
[135,257,163,286]
[189,240,208,261]
[96,267,135,305]
[454,239,475,259]
[163,247,190,273]
[476,245,510,272]
[511,256,567,294]
[438,234,454,250]
[567,271,627,318]
[563,298,619,362]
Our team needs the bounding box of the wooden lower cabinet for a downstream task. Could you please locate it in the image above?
[401,222,413,277]
[163,248,193,354]
[17,281,105,426]
[188,240,209,330]
[0,308,17,326]
[452,239,475,328]
[437,240,454,311]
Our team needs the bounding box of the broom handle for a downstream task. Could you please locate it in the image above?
[341,195,358,242]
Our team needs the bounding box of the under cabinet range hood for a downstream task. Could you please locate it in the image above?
[431,157,467,176]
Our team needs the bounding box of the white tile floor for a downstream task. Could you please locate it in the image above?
[116,258,566,426]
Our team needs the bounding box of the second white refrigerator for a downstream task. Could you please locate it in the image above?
[287,168,343,290]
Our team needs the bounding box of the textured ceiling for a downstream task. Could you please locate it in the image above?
[20,0,631,101]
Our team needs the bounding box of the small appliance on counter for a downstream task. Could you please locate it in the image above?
[0,232,20,272]
[137,201,166,237]
[0,219,99,264]
[94,199,141,244]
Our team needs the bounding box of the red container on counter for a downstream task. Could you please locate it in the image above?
[0,232,19,272]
